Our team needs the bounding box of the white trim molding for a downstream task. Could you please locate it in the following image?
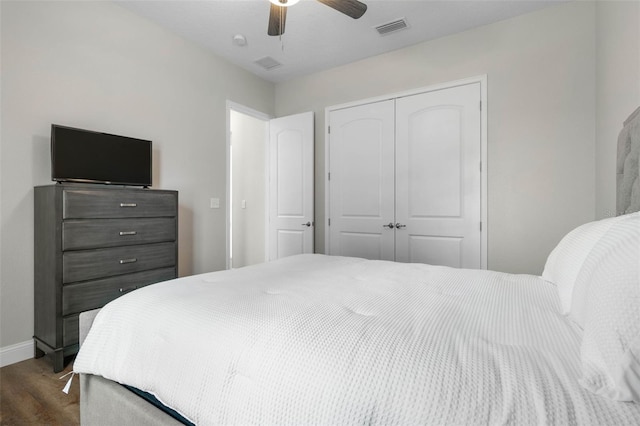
[0,340,33,367]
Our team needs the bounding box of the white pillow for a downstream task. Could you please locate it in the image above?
[578,214,640,403]
[542,215,624,314]
[570,212,640,327]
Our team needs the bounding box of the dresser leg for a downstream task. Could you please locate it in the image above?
[34,342,45,359]
[52,351,65,373]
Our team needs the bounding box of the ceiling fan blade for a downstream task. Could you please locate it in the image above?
[268,4,287,36]
[316,0,367,19]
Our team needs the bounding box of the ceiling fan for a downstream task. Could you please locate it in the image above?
[268,0,367,36]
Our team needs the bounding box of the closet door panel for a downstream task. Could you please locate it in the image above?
[339,232,387,261]
[407,235,463,267]
[406,107,462,218]
[395,83,482,268]
[328,100,395,260]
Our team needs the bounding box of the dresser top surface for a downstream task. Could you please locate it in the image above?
[35,183,177,194]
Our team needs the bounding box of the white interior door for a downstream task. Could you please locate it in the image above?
[328,100,395,260]
[268,111,314,260]
[395,83,482,267]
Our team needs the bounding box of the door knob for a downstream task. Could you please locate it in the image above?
[383,222,395,229]
[302,221,312,227]
[395,223,406,229]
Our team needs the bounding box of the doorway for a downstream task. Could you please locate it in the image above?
[227,103,270,269]
[226,103,316,269]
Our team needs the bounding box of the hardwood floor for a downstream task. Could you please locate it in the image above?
[0,356,79,425]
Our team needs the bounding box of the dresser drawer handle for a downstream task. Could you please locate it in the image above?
[119,258,137,264]
[119,231,137,236]
[119,203,137,208]
[119,286,138,294]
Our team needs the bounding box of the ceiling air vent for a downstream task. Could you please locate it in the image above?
[254,56,282,71]
[375,18,409,36]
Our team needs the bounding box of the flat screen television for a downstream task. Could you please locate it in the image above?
[51,124,152,187]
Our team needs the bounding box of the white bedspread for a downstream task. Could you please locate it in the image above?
[74,254,640,425]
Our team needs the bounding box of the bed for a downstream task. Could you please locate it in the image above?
[74,107,640,425]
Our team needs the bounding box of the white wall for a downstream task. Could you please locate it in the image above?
[595,1,640,218]
[275,1,598,275]
[0,1,274,351]
[231,110,267,268]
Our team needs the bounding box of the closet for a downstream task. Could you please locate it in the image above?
[326,81,485,268]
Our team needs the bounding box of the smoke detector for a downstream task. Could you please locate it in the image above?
[233,34,247,47]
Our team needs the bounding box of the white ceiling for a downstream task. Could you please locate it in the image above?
[116,0,563,83]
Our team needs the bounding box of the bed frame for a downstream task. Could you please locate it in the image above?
[80,373,183,425]
[79,106,640,425]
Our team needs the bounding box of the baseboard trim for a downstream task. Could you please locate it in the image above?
[0,340,33,368]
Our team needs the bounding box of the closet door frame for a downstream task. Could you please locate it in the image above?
[324,75,488,269]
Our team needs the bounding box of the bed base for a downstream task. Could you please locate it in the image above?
[80,374,182,426]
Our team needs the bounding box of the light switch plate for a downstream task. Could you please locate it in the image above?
[210,198,220,209]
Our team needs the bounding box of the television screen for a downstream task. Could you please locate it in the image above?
[51,124,152,187]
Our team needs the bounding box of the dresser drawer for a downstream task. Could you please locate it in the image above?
[62,267,176,315]
[63,242,176,283]
[63,189,176,219]
[63,218,176,250]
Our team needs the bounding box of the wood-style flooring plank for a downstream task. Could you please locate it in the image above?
[0,357,79,425]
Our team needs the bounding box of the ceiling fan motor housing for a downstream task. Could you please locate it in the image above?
[268,0,367,36]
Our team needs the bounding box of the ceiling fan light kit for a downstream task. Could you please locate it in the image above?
[268,0,367,36]
[269,0,300,7]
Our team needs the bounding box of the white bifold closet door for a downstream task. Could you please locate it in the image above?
[328,83,482,268]
[328,100,396,261]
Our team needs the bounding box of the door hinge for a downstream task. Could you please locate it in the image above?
[328,218,331,226]
[479,100,482,111]
[328,126,331,134]
[480,161,482,172]
[328,172,331,181]
[480,222,483,231]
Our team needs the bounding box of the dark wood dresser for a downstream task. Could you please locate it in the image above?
[34,183,178,372]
